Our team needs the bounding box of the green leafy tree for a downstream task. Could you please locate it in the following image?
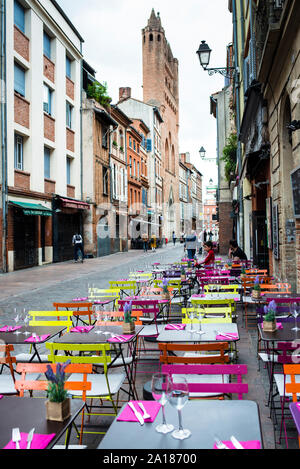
[87,81,112,107]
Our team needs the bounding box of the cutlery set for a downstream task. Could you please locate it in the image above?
[12,427,35,449]
[128,402,152,425]
[214,435,244,449]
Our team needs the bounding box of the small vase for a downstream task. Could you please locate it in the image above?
[252,289,261,299]
[122,322,135,334]
[263,320,277,332]
[46,398,71,422]
[181,275,186,281]
[162,291,170,300]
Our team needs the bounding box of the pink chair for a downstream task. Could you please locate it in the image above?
[162,364,248,400]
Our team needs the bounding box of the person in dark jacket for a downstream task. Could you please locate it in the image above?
[228,240,247,261]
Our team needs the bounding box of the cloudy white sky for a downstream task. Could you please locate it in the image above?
[58,0,233,192]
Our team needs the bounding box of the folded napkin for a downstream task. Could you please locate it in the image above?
[107,334,134,343]
[192,294,205,298]
[94,300,111,304]
[261,322,283,330]
[215,332,238,341]
[72,297,88,302]
[117,401,161,423]
[213,440,261,450]
[3,432,56,450]
[70,326,94,333]
[165,324,186,330]
[24,334,50,343]
[0,395,3,399]
[0,325,22,332]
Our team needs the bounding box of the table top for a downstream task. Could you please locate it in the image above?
[157,322,239,343]
[0,396,84,449]
[190,294,240,302]
[0,326,65,345]
[51,325,144,344]
[98,400,263,449]
[258,322,300,342]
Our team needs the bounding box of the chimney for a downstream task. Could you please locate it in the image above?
[119,87,131,102]
[185,152,190,163]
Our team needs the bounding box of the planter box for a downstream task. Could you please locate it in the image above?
[263,320,277,332]
[122,322,135,334]
[252,290,261,299]
[45,398,71,422]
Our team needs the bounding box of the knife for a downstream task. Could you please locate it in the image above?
[230,435,244,449]
[128,402,144,425]
[26,428,35,449]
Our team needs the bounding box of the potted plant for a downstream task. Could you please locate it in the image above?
[252,275,262,299]
[112,140,118,148]
[161,278,170,299]
[45,361,71,422]
[122,301,135,334]
[263,301,277,332]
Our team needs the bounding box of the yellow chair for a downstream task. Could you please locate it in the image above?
[46,342,126,441]
[182,306,232,324]
[203,284,240,295]
[191,297,237,320]
[109,280,137,298]
[88,288,120,310]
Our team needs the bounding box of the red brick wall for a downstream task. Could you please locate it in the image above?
[44,179,56,194]
[218,202,232,255]
[14,26,29,61]
[45,216,52,247]
[43,55,55,83]
[14,94,30,128]
[44,114,55,141]
[67,185,75,198]
[66,77,74,101]
[14,170,30,190]
[66,128,75,152]
[7,208,14,252]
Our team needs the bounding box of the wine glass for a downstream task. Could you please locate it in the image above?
[188,310,195,332]
[151,372,174,434]
[290,302,300,331]
[23,311,31,336]
[169,375,191,440]
[196,304,205,333]
[93,306,103,335]
[13,308,22,335]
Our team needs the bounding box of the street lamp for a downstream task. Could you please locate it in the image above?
[196,40,236,79]
[199,146,206,159]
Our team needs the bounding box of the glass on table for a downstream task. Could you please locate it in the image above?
[93,306,103,335]
[187,310,195,331]
[290,302,300,332]
[23,310,31,336]
[13,308,22,335]
[169,375,191,440]
[151,372,174,434]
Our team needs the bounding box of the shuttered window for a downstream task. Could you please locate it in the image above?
[14,62,25,96]
[43,32,51,59]
[66,56,72,79]
[44,147,51,179]
[14,0,25,33]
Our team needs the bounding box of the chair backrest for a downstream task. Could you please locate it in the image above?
[46,342,112,372]
[15,363,92,398]
[162,364,248,400]
[0,344,16,380]
[28,311,73,331]
[284,364,300,402]
[276,342,300,364]
[204,284,240,294]
[95,310,144,325]
[89,288,120,299]
[190,298,236,313]
[182,307,232,323]
[109,281,137,296]
[159,342,229,364]
[245,269,268,275]
[53,302,94,325]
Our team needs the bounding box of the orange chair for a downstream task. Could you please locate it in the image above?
[95,310,144,326]
[15,362,92,444]
[53,302,94,326]
[284,364,300,448]
[0,344,17,396]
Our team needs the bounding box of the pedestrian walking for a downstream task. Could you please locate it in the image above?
[172,231,176,246]
[185,231,197,260]
[142,233,148,253]
[72,232,84,263]
[150,234,156,252]
[203,229,207,243]
[198,229,204,255]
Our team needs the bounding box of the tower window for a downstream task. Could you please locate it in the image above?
[149,33,153,41]
[157,35,161,42]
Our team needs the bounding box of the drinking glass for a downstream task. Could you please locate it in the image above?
[151,372,174,434]
[13,309,22,335]
[290,302,300,331]
[94,307,103,335]
[23,312,30,336]
[188,310,195,331]
[196,305,205,333]
[169,375,191,440]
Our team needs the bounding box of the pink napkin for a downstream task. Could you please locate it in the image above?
[0,395,3,399]
[117,401,161,423]
[70,326,94,333]
[296,403,300,411]
[215,332,238,341]
[192,294,205,298]
[107,334,134,343]
[72,297,88,302]
[261,322,283,330]
[165,324,186,330]
[24,334,50,343]
[0,325,22,332]
[3,432,56,449]
[94,300,111,305]
[213,440,261,449]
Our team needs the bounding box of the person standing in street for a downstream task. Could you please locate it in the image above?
[185,231,197,260]
[198,229,204,255]
[72,233,84,263]
[172,231,176,246]
[142,233,148,253]
[150,234,156,252]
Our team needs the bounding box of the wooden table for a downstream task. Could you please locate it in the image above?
[0,396,84,449]
[98,400,263,449]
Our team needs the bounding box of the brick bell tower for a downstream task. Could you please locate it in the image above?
[142,9,180,239]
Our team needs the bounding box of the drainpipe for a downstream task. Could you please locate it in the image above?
[232,0,244,247]
[1,0,7,272]
[79,45,83,201]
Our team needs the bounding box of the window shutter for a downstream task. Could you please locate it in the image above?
[146,139,152,152]
[14,63,25,96]
[14,1,25,33]
[43,32,51,59]
[249,37,256,83]
[66,56,72,79]
[44,148,51,179]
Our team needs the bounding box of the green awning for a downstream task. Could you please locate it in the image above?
[10,201,52,217]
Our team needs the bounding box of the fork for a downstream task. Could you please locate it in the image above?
[12,428,21,449]
[138,402,151,420]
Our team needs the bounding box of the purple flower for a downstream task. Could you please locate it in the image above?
[45,365,58,384]
[254,275,260,285]
[45,360,71,384]
[162,278,169,287]
[264,305,268,314]
[269,300,277,312]
[124,301,132,313]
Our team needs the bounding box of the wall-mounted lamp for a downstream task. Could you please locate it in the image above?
[287,120,300,132]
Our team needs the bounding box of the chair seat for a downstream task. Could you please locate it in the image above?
[174,373,230,397]
[15,353,50,363]
[93,356,133,367]
[67,372,126,397]
[274,373,300,397]
[0,375,18,394]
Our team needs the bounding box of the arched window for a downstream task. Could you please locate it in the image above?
[149,33,153,41]
[157,34,161,42]
[165,139,169,171]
